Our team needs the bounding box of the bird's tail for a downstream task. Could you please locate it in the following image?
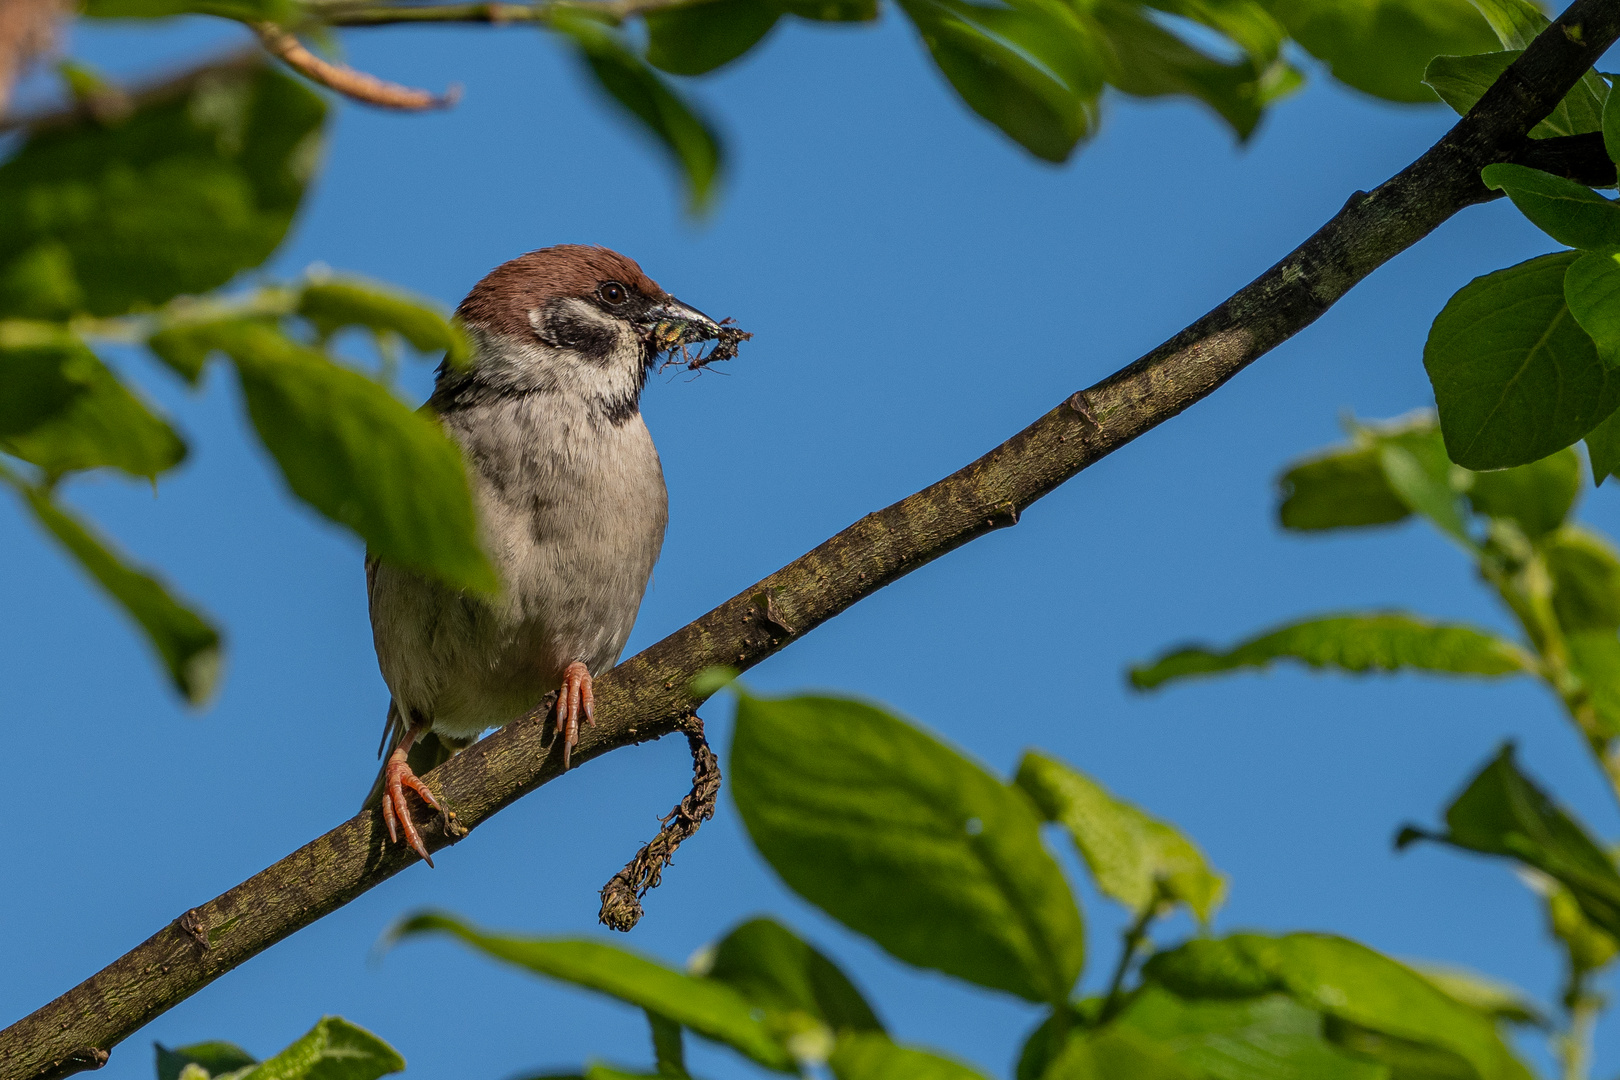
[361,701,461,810]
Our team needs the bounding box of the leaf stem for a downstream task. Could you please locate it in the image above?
[1099,899,1159,1022]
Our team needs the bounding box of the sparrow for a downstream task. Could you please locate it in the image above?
[364,244,730,863]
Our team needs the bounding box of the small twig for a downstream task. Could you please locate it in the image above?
[1099,895,1161,1023]
[598,717,720,932]
[251,22,459,110]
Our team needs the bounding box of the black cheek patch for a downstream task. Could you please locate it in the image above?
[536,303,618,363]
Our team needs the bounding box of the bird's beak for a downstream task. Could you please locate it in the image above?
[640,298,723,352]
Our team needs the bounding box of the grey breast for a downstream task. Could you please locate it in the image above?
[369,391,668,741]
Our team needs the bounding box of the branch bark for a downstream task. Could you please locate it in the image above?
[4,3,1620,1077]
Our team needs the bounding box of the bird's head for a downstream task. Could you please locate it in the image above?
[443,244,731,422]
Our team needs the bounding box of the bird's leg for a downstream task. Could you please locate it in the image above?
[381,722,443,867]
[555,660,596,770]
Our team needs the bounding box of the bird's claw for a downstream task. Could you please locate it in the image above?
[555,661,595,770]
[381,748,442,867]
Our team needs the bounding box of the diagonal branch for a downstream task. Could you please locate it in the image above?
[252,22,458,109]
[4,2,1620,1077]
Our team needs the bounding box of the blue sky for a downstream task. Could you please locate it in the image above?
[4,12,1618,1079]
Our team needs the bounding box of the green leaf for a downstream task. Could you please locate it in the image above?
[83,0,296,21]
[1397,744,1620,942]
[1481,164,1620,251]
[1466,0,1543,47]
[11,480,221,704]
[231,1017,402,1080]
[198,322,495,594]
[0,64,325,318]
[1566,250,1620,365]
[297,277,469,365]
[1092,1,1302,140]
[1128,614,1530,691]
[1141,0,1286,66]
[780,0,876,17]
[0,340,185,480]
[1144,934,1534,1080]
[829,1034,990,1080]
[1014,750,1225,922]
[1566,629,1620,736]
[645,0,782,75]
[1378,438,1472,545]
[1424,252,1620,470]
[1425,51,1604,138]
[0,242,84,319]
[1547,525,1620,631]
[1585,406,1620,481]
[1534,875,1620,974]
[1413,963,1549,1027]
[698,917,883,1062]
[553,10,723,213]
[1276,444,1411,531]
[730,693,1086,1004]
[648,1012,687,1078]
[156,1041,257,1080]
[1265,0,1497,103]
[896,0,1105,162]
[1040,1022,1200,1080]
[1014,1004,1091,1080]
[1605,78,1620,166]
[388,912,795,1071]
[1463,445,1581,539]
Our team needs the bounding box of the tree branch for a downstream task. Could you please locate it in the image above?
[4,2,1620,1077]
[302,0,698,24]
[251,21,458,109]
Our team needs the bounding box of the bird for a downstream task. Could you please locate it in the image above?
[363,244,728,864]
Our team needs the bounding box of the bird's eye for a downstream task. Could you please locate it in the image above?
[599,281,629,305]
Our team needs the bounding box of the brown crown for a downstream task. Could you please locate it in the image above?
[456,245,666,338]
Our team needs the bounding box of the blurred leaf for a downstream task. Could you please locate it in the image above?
[298,277,469,365]
[1276,444,1410,531]
[229,1017,402,1080]
[1463,445,1581,539]
[1015,1004,1091,1080]
[897,0,1105,162]
[0,64,325,318]
[1547,526,1620,631]
[645,0,781,75]
[1534,875,1620,974]
[829,1034,990,1080]
[1144,934,1534,1080]
[1397,743,1620,942]
[553,10,723,213]
[1014,749,1225,921]
[1425,51,1605,137]
[156,1041,256,1080]
[1424,252,1620,470]
[1128,614,1530,691]
[0,340,185,479]
[1566,250,1620,366]
[0,242,84,319]
[1378,438,1472,544]
[780,0,877,17]
[1567,629,1620,736]
[1321,1017,1486,1079]
[648,1012,687,1078]
[1585,406,1620,482]
[730,693,1085,1004]
[389,912,795,1071]
[1466,0,1543,47]
[1093,1,1301,139]
[1481,164,1620,250]
[1265,0,1496,103]
[1097,988,1385,1080]
[1411,964,1549,1027]
[188,322,495,594]
[700,917,883,1062]
[8,479,220,703]
[1144,0,1286,64]
[83,0,297,20]
[1041,1022,1199,1079]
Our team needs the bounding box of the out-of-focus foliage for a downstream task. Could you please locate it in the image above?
[155,1016,404,1080]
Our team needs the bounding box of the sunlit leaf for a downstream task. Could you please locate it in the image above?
[829,1034,989,1080]
[156,1040,256,1080]
[1463,445,1581,539]
[1412,964,1548,1027]
[1424,252,1620,470]
[1425,50,1605,137]
[388,912,795,1071]
[1142,0,1286,65]
[84,0,296,20]
[1397,743,1620,942]
[0,64,325,318]
[779,0,877,17]
[0,340,185,479]
[298,277,469,365]
[897,0,1105,162]
[1014,750,1225,921]
[1265,0,1496,103]
[1566,250,1620,367]
[1526,873,1620,975]
[1129,614,1530,690]
[1547,526,1620,631]
[553,10,723,213]
[1481,164,1620,251]
[1567,630,1620,736]
[7,478,220,703]
[730,693,1085,1004]
[645,0,782,75]
[226,1017,402,1080]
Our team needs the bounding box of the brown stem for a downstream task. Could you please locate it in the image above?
[251,22,458,110]
[4,2,1620,1077]
[305,0,700,24]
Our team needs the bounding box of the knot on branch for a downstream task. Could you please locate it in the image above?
[597,717,720,932]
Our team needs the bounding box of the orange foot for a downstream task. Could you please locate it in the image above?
[556,660,596,770]
[381,740,443,867]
